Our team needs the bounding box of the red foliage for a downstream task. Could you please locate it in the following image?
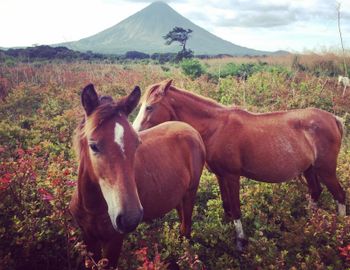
[0,172,11,190]
[339,244,350,263]
[38,187,54,201]
[134,245,167,270]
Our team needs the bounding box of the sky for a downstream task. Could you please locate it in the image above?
[0,0,349,53]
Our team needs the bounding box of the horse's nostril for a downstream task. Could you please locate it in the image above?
[116,212,142,234]
[116,214,123,231]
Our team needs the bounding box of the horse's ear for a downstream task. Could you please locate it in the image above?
[159,79,172,95]
[123,86,141,116]
[81,84,99,116]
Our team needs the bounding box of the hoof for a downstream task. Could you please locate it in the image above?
[236,237,248,252]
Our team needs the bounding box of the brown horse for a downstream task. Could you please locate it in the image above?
[70,84,206,267]
[133,79,346,251]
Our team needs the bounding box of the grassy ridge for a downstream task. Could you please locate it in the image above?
[0,55,350,269]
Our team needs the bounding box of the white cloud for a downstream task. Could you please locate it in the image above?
[174,0,350,51]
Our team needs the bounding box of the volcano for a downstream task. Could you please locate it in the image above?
[58,1,271,56]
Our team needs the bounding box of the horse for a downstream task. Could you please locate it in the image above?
[338,75,349,96]
[69,84,206,268]
[132,79,346,251]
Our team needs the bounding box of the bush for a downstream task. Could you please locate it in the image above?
[180,59,206,79]
[175,49,194,62]
[208,62,291,82]
[151,53,177,64]
[0,147,79,270]
[124,51,150,60]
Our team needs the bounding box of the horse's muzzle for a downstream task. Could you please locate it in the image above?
[116,208,143,234]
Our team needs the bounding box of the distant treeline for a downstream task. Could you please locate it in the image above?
[0,45,242,63]
[0,46,113,62]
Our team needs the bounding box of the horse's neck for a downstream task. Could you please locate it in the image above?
[170,90,224,140]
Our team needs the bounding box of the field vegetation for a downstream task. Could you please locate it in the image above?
[0,53,350,269]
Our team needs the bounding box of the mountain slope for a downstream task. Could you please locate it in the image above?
[59,2,270,55]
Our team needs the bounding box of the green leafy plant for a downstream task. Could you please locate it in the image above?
[180,59,206,79]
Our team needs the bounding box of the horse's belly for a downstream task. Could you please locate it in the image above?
[241,155,311,182]
[141,189,185,221]
[242,167,302,182]
[142,205,175,221]
[238,131,316,182]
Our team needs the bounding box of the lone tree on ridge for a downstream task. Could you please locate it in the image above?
[163,27,193,61]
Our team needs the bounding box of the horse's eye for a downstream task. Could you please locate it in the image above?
[146,105,153,112]
[89,143,100,153]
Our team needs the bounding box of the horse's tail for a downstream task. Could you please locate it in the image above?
[335,115,345,141]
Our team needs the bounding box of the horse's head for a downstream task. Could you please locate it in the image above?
[80,84,143,234]
[133,79,174,131]
[338,75,343,84]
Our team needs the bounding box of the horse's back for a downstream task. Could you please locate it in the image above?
[138,121,205,156]
[135,121,205,220]
[219,108,342,182]
[234,107,341,142]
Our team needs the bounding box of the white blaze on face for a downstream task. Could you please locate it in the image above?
[99,179,121,231]
[114,122,125,154]
[234,219,245,239]
[132,103,146,132]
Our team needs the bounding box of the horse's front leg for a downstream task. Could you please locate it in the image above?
[222,174,246,252]
[216,174,232,219]
[101,233,124,268]
[81,231,102,267]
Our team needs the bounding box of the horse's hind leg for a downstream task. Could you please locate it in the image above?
[304,166,323,209]
[317,169,346,216]
[176,203,184,236]
[177,187,197,239]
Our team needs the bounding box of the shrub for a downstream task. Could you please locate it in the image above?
[180,59,205,79]
[124,51,150,60]
[0,147,79,270]
[151,53,177,64]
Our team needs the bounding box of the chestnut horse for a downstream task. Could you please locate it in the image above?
[69,84,206,267]
[133,79,346,251]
